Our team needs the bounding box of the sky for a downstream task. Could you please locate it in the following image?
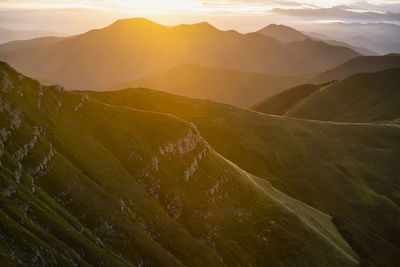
[1,0,400,33]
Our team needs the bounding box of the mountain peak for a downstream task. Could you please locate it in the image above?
[108,17,163,29]
[175,21,218,32]
[257,24,309,43]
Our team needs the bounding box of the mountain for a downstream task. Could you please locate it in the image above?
[0,28,65,44]
[318,39,376,56]
[252,68,400,123]
[250,83,326,116]
[85,86,400,267]
[301,23,400,54]
[257,24,309,43]
[107,64,312,107]
[1,62,368,265]
[257,24,375,55]
[343,36,400,56]
[0,18,360,90]
[310,55,400,84]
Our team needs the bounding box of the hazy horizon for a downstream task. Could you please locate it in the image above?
[1,0,400,34]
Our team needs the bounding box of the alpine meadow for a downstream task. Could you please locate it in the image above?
[1,1,400,266]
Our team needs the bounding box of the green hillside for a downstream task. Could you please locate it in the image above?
[252,68,400,123]
[107,64,311,107]
[310,55,400,84]
[250,84,326,115]
[86,87,400,266]
[0,62,364,266]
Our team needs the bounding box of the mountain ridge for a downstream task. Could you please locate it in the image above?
[0,61,361,266]
[251,68,400,123]
[0,18,360,90]
[107,63,313,107]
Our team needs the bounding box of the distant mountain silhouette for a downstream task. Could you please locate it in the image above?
[0,28,65,44]
[257,24,375,55]
[257,24,309,43]
[107,64,312,107]
[304,22,400,54]
[0,18,360,90]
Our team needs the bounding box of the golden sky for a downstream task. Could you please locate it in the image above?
[1,1,399,33]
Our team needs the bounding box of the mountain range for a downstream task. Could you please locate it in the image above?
[1,16,400,267]
[0,28,65,44]
[0,18,360,90]
[107,64,312,107]
[257,24,376,55]
[301,22,400,55]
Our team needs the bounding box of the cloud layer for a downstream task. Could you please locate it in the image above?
[1,0,400,33]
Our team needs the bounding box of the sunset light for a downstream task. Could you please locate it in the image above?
[1,1,400,266]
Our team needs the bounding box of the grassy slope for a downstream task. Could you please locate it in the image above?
[107,64,312,107]
[310,55,400,84]
[86,87,400,266]
[0,63,361,266]
[251,68,400,123]
[250,84,325,115]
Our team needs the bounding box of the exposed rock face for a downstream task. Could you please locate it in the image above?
[0,62,362,267]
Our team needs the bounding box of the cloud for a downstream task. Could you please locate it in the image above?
[271,5,400,23]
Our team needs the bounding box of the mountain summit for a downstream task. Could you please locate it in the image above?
[0,18,360,90]
[257,24,309,43]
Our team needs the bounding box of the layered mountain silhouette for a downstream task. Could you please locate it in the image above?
[0,18,360,90]
[257,24,309,43]
[0,28,65,44]
[310,54,400,83]
[252,68,400,123]
[107,64,312,107]
[305,22,400,55]
[257,24,375,55]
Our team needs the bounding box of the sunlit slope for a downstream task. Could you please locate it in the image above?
[310,55,400,84]
[107,64,311,107]
[254,68,400,123]
[250,84,327,115]
[0,63,361,265]
[87,87,400,266]
[0,18,359,90]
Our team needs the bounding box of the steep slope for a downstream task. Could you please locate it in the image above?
[254,68,400,123]
[310,55,400,84]
[0,63,361,265]
[250,83,327,115]
[107,64,311,107]
[86,87,400,267]
[0,18,360,90]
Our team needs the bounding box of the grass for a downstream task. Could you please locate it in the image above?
[85,86,400,266]
[0,62,364,266]
[251,68,400,123]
